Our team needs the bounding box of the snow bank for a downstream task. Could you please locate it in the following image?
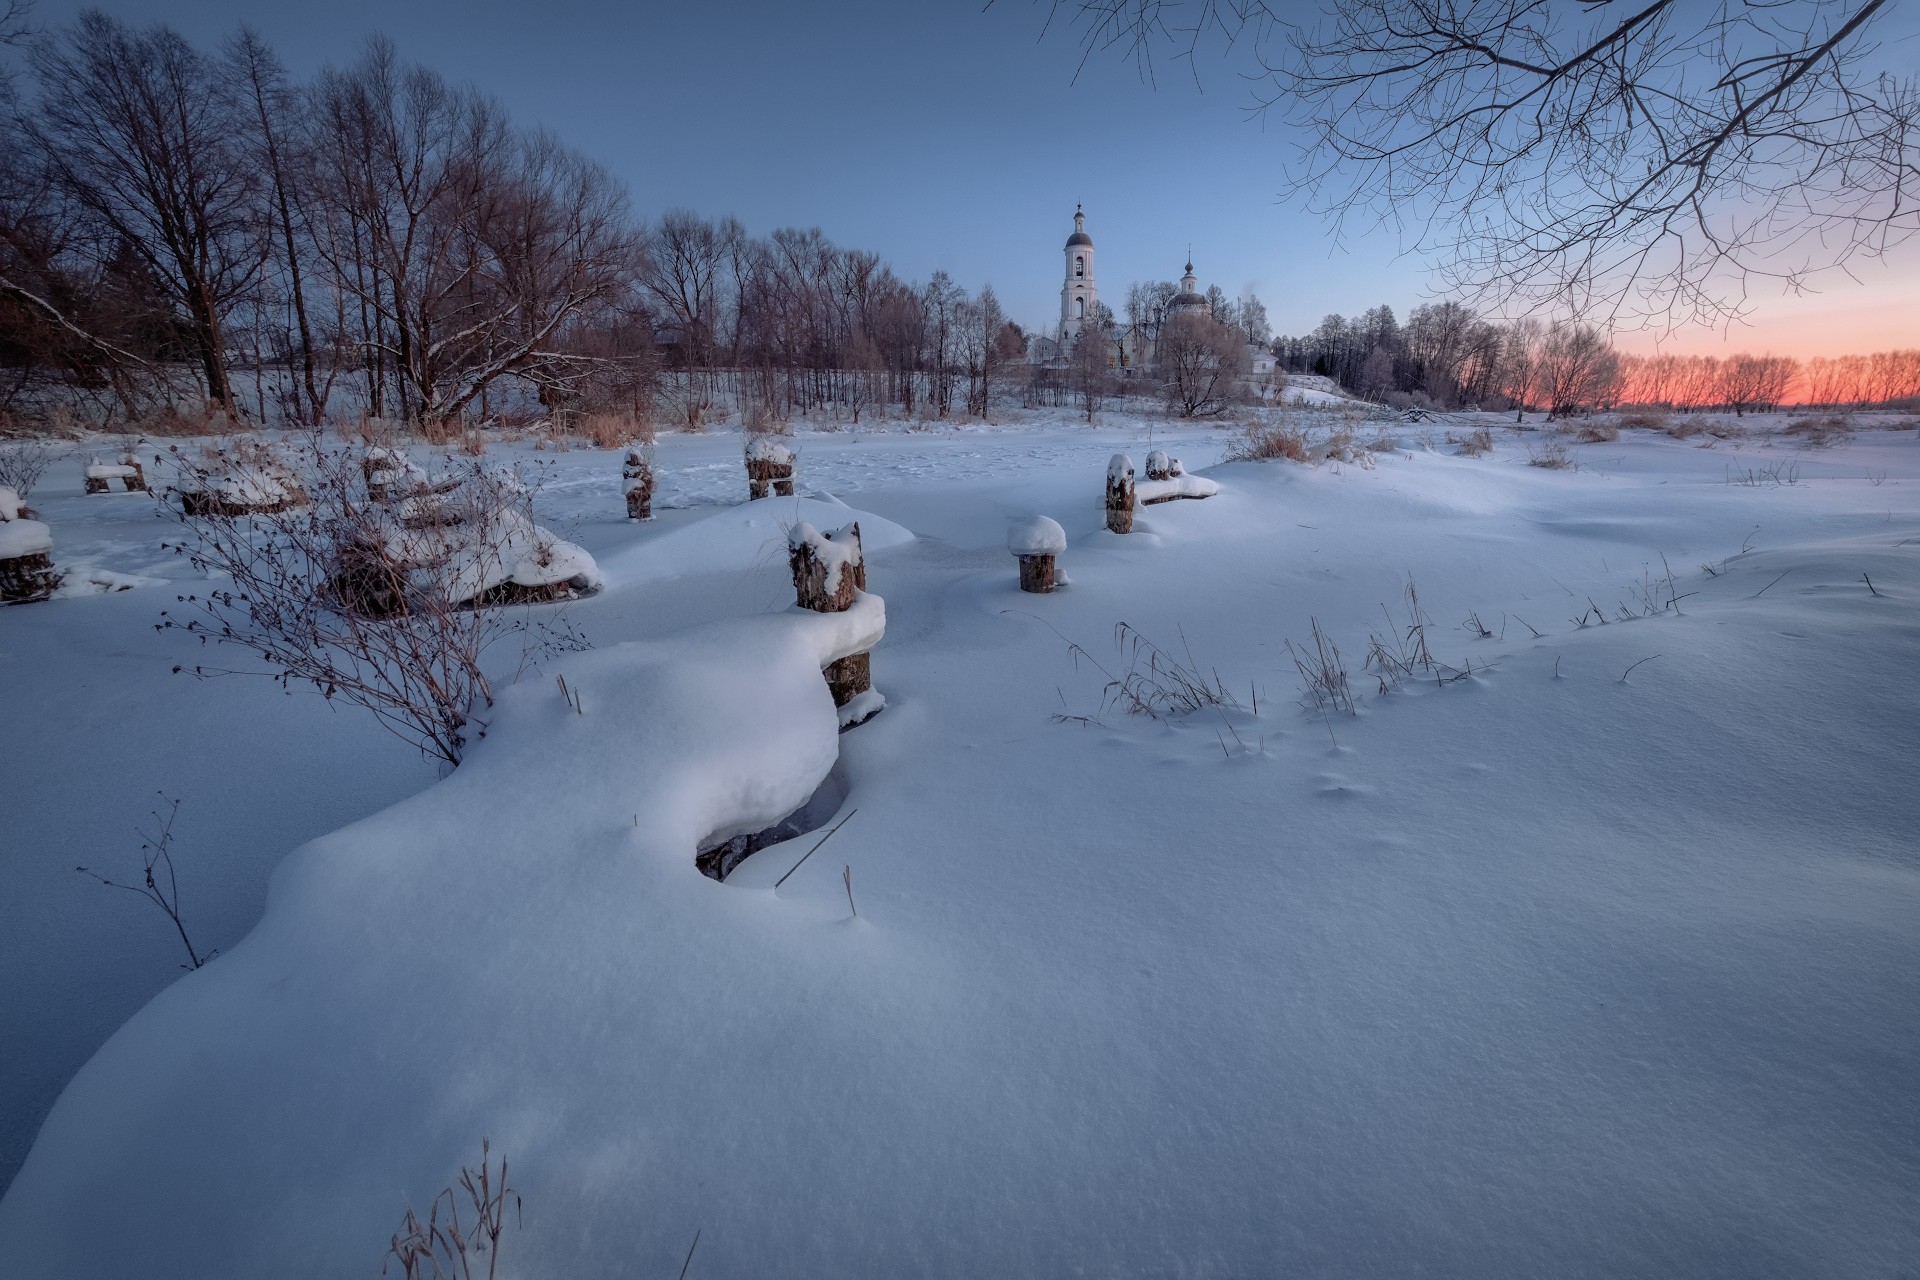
[83,463,138,480]
[0,598,883,1277]
[0,486,24,520]
[0,518,52,558]
[1007,515,1066,556]
[602,497,911,587]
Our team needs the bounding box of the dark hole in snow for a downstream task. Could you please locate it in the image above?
[695,764,849,882]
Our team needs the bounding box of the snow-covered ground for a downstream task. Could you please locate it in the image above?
[3,411,1917,1276]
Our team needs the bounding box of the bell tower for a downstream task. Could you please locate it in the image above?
[1060,204,1096,341]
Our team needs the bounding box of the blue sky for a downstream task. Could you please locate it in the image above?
[20,0,1920,353]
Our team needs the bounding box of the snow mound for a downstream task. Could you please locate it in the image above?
[0,518,52,559]
[0,486,24,520]
[84,463,139,480]
[1007,515,1066,556]
[0,598,882,1276]
[603,497,911,587]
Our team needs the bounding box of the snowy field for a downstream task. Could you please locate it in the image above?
[3,411,1918,1276]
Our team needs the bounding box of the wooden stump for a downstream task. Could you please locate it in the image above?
[1105,454,1135,534]
[83,476,109,495]
[0,551,59,604]
[622,451,654,521]
[746,457,793,500]
[1145,450,1173,481]
[122,459,147,492]
[788,521,877,726]
[824,651,871,705]
[1017,553,1056,593]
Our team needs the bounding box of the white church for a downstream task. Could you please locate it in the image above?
[1030,205,1276,380]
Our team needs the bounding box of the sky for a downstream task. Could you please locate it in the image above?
[17,0,1920,355]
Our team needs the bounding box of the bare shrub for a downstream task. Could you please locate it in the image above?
[1223,421,1309,463]
[1665,418,1704,439]
[157,440,589,766]
[0,440,65,498]
[74,794,213,970]
[1577,422,1620,443]
[1784,413,1851,449]
[456,430,488,457]
[383,1140,520,1280]
[1315,425,1359,462]
[1365,433,1399,452]
[1526,435,1575,469]
[1617,408,1669,431]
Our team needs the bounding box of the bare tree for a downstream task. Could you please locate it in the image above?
[1535,322,1620,419]
[1029,0,1918,326]
[27,12,266,411]
[1067,308,1117,421]
[1158,311,1246,416]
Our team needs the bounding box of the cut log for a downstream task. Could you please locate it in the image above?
[788,520,878,726]
[622,449,654,521]
[746,438,795,501]
[1105,454,1135,534]
[0,549,59,604]
[1008,515,1066,594]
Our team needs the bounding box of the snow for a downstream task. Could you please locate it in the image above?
[1007,514,1066,556]
[0,518,52,559]
[1134,473,1220,504]
[1107,451,1133,481]
[3,412,1919,1277]
[745,436,794,465]
[603,496,911,587]
[83,463,138,480]
[0,486,24,520]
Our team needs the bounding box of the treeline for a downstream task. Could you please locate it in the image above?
[0,13,1023,431]
[1274,303,1920,413]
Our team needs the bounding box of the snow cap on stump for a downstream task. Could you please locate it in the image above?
[788,521,864,597]
[1007,515,1066,557]
[1108,453,1133,482]
[746,437,793,465]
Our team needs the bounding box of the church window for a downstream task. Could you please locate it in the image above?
[1075,297,1085,319]
[1075,256,1085,278]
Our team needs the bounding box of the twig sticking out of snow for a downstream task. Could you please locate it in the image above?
[774,808,858,890]
[1619,655,1663,684]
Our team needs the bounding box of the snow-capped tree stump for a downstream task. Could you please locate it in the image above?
[0,515,59,604]
[1144,450,1176,481]
[84,459,145,494]
[746,438,794,500]
[1105,454,1135,534]
[788,520,880,727]
[1008,515,1066,594]
[622,448,654,521]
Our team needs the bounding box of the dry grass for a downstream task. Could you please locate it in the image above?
[1784,413,1852,449]
[1665,418,1704,439]
[383,1140,520,1280]
[1223,421,1310,463]
[577,410,653,449]
[744,403,790,436]
[1451,427,1494,457]
[1617,408,1669,431]
[1577,421,1621,443]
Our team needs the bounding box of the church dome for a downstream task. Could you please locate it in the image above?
[1170,290,1206,307]
[1065,230,1093,248]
